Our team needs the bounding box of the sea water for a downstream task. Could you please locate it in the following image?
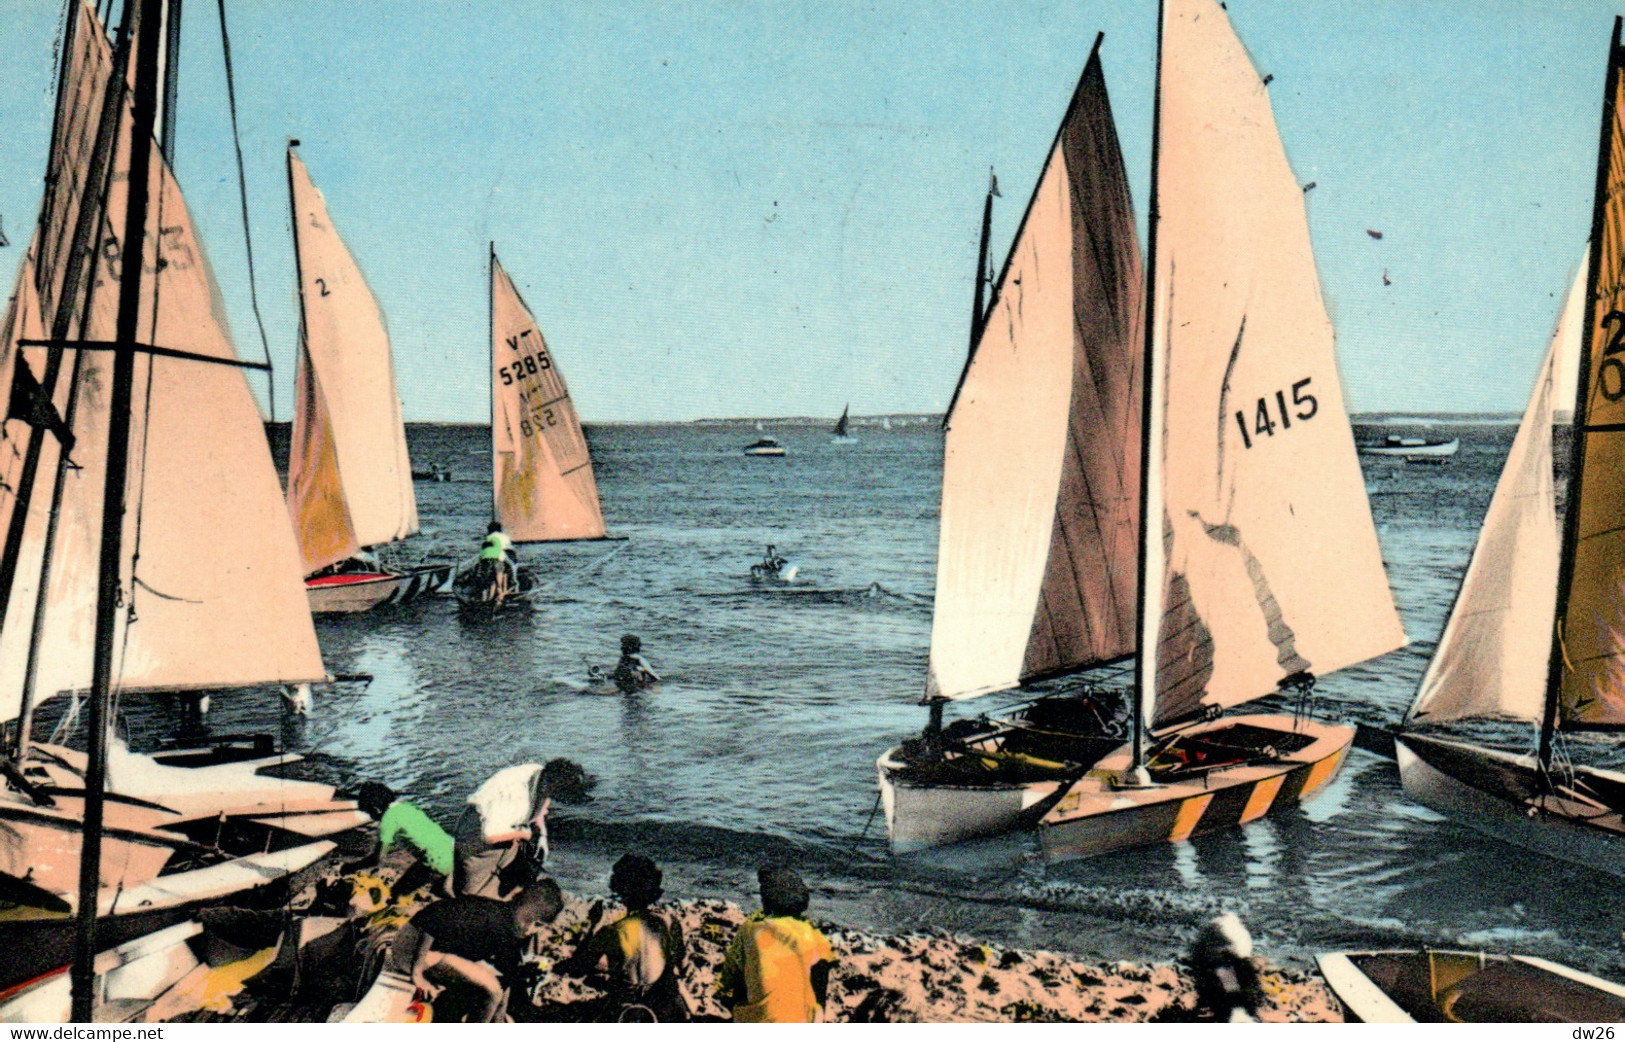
[69,419,1623,977]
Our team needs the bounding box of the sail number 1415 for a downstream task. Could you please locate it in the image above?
[1234,378,1316,449]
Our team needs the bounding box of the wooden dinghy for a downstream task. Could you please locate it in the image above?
[1316,949,1625,1023]
[304,565,451,614]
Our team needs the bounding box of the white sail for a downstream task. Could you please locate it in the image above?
[285,148,418,569]
[0,8,324,712]
[1142,0,1406,731]
[929,49,1143,700]
[1407,261,1584,725]
[491,254,606,542]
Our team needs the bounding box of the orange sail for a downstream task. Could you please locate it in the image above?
[490,253,606,542]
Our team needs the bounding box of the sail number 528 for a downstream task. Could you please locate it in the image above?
[1234,378,1317,449]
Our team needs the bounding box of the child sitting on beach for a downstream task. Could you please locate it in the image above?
[718,866,836,1023]
[558,854,688,1022]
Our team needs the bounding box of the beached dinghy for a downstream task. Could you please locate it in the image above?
[0,0,369,1011]
[1395,27,1625,876]
[454,248,616,606]
[1316,950,1625,1023]
[284,145,449,614]
[1037,0,1406,863]
[877,39,1146,854]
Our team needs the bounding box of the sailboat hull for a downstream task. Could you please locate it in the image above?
[877,747,1071,854]
[304,566,450,614]
[1395,734,1625,878]
[1039,714,1352,863]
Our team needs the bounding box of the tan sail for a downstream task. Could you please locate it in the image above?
[1143,0,1405,730]
[491,254,605,542]
[285,149,418,567]
[1409,260,1585,725]
[1559,70,1625,727]
[0,10,323,709]
[929,50,1142,700]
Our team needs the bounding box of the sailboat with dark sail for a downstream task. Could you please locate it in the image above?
[878,36,1146,854]
[285,145,449,613]
[830,404,856,444]
[882,0,1406,857]
[0,0,365,1010]
[1038,0,1405,862]
[1394,20,1625,877]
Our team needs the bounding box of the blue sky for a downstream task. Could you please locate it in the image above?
[0,1,1614,421]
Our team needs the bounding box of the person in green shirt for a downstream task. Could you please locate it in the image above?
[347,783,455,896]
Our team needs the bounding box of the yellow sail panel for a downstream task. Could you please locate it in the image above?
[930,51,1142,700]
[6,34,325,703]
[286,325,360,574]
[490,257,605,542]
[1559,61,1625,727]
[1146,0,1405,729]
[1410,260,1583,725]
[285,149,417,554]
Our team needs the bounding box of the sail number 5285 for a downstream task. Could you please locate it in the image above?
[498,352,552,385]
[1234,378,1317,449]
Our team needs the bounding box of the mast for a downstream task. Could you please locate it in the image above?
[942,174,997,429]
[1130,0,1168,770]
[1540,16,1625,769]
[74,0,164,1020]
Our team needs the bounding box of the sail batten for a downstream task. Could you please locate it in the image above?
[929,46,1143,701]
[1144,0,1405,730]
[284,149,418,569]
[490,255,606,543]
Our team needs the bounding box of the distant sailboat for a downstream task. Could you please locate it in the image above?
[830,404,856,444]
[0,0,363,1005]
[488,249,607,543]
[1395,21,1625,877]
[1039,0,1405,863]
[284,145,447,613]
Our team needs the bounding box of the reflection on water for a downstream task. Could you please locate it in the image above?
[34,421,1624,976]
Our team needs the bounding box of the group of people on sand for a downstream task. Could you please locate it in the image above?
[322,764,833,1023]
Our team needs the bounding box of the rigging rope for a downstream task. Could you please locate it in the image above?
[214,0,275,422]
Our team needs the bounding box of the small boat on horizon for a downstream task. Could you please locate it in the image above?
[1358,434,1460,458]
[831,404,857,444]
[1316,949,1625,1023]
[744,436,785,457]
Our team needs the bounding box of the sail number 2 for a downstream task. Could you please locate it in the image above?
[497,351,553,386]
[1233,378,1317,449]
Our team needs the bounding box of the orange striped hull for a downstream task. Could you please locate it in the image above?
[1038,714,1352,863]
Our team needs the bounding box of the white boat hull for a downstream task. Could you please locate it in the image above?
[1316,949,1625,1023]
[876,748,1068,854]
[1395,735,1625,878]
[305,567,450,614]
[1358,438,1459,457]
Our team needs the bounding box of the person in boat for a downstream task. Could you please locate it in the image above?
[612,633,660,694]
[345,782,456,898]
[1188,912,1262,1023]
[453,764,551,900]
[557,854,688,1022]
[476,521,518,605]
[718,866,835,1023]
[384,880,563,1023]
